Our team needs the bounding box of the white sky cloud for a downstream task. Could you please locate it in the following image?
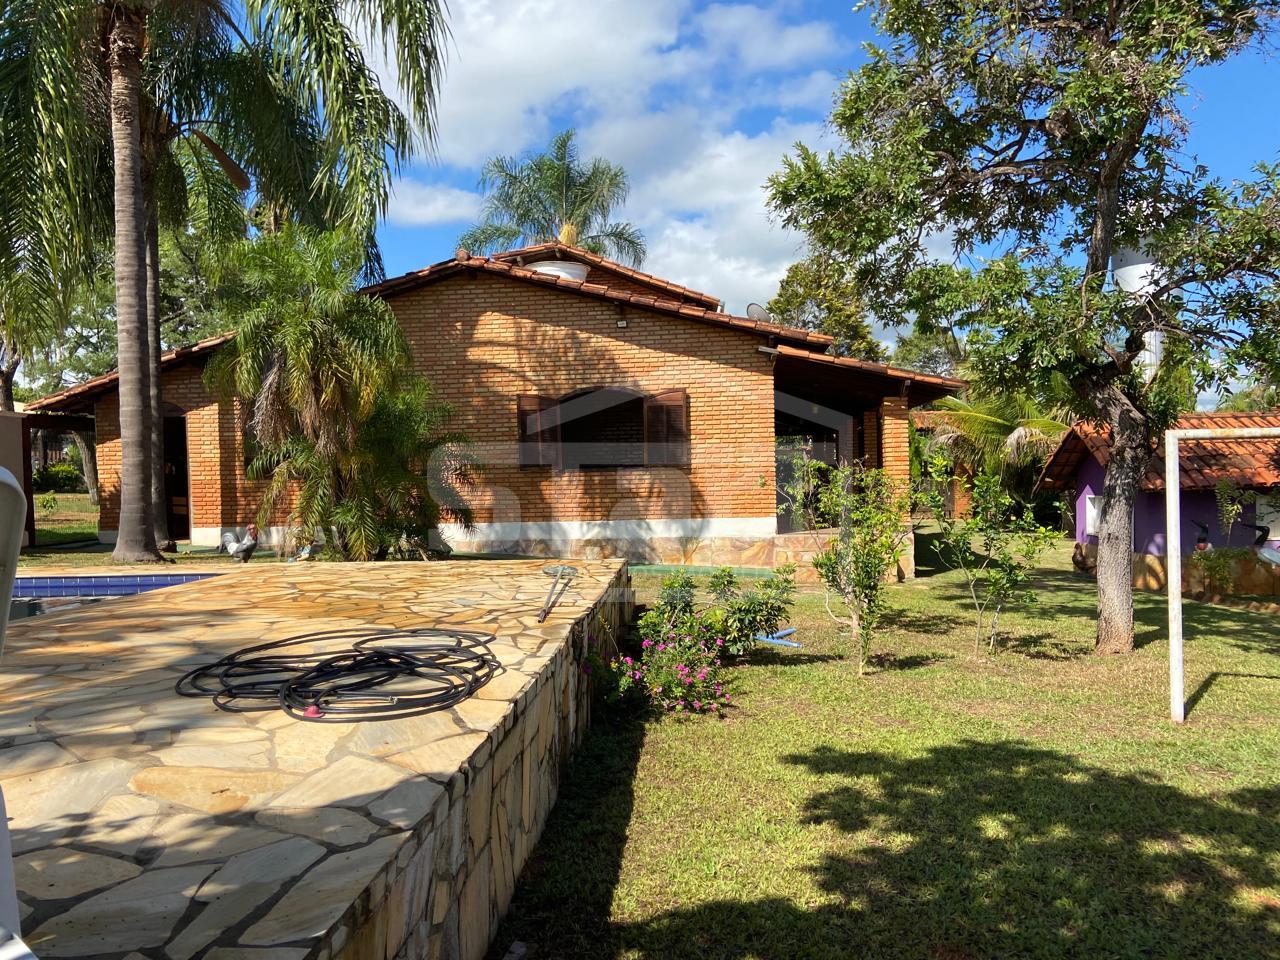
[386,182,482,226]
[694,3,840,70]
[377,1,849,310]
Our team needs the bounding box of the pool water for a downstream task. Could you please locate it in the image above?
[7,573,219,622]
[13,573,216,598]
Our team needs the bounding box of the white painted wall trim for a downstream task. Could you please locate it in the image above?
[439,517,778,542]
[190,525,299,548]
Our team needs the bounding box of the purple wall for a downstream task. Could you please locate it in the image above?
[1072,454,1278,556]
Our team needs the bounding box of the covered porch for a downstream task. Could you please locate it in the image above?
[769,345,965,574]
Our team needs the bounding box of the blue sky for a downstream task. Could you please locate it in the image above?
[375,0,1280,321]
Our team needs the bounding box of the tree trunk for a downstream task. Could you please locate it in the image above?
[146,207,173,550]
[1094,406,1149,654]
[107,6,161,563]
[74,430,100,506]
[0,341,19,411]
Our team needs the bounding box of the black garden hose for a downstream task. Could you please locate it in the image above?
[175,627,500,722]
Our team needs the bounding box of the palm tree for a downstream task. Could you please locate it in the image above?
[926,391,1072,493]
[207,226,470,561]
[257,377,474,561]
[1,0,448,560]
[461,129,646,265]
[205,225,408,456]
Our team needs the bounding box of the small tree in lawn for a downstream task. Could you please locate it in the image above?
[923,460,1059,653]
[791,465,913,676]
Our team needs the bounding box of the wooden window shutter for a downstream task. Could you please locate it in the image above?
[517,395,561,467]
[644,389,690,467]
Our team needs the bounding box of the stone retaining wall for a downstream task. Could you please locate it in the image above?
[331,564,633,960]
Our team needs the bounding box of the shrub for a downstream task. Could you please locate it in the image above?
[655,570,696,623]
[922,459,1060,653]
[800,466,914,675]
[703,565,797,656]
[614,625,729,716]
[38,492,58,515]
[32,462,84,493]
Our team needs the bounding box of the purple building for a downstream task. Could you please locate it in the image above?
[1038,412,1280,562]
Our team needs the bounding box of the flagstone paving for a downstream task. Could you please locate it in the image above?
[0,559,628,959]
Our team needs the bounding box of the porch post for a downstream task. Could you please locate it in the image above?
[880,396,914,579]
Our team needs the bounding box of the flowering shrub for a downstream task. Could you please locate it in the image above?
[612,566,795,715]
[614,624,729,715]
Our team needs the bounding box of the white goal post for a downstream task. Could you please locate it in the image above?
[1165,425,1280,723]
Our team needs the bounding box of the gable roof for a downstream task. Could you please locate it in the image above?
[1038,411,1280,493]
[489,243,724,309]
[28,246,963,413]
[362,248,833,348]
[25,333,234,413]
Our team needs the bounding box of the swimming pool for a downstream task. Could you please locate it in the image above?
[8,573,221,622]
[12,572,217,599]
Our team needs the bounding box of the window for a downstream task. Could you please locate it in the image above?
[1259,496,1280,540]
[1084,494,1103,536]
[517,388,689,469]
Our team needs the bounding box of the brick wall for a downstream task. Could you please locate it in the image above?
[95,361,293,539]
[95,273,779,539]
[862,409,880,468]
[880,396,911,481]
[386,272,778,527]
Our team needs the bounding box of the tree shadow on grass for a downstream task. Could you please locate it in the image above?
[880,607,968,635]
[486,709,647,960]
[604,739,1278,960]
[865,650,951,671]
[1186,671,1280,719]
[744,648,844,668]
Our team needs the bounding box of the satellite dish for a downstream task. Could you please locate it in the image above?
[746,303,773,323]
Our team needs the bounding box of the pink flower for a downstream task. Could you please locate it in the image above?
[716,638,724,647]
[633,671,642,680]
[623,656,633,666]
[697,671,707,681]
[654,686,663,694]
[693,700,702,710]
[642,639,652,648]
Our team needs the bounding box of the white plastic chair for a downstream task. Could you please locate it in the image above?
[0,466,35,956]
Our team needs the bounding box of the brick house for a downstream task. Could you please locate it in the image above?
[27,244,963,569]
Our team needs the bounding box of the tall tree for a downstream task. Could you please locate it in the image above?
[461,129,646,265]
[2,0,449,559]
[206,226,472,561]
[767,256,884,360]
[769,0,1280,652]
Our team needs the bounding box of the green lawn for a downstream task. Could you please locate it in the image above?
[491,543,1280,959]
[30,491,99,547]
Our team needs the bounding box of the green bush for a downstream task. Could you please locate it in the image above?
[701,566,797,656]
[614,621,728,716]
[32,462,85,493]
[613,566,797,715]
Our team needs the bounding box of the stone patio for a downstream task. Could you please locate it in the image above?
[0,559,631,960]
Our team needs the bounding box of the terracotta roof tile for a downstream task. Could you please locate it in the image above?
[1038,411,1280,492]
[25,333,235,412]
[363,252,835,348]
[488,242,723,308]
